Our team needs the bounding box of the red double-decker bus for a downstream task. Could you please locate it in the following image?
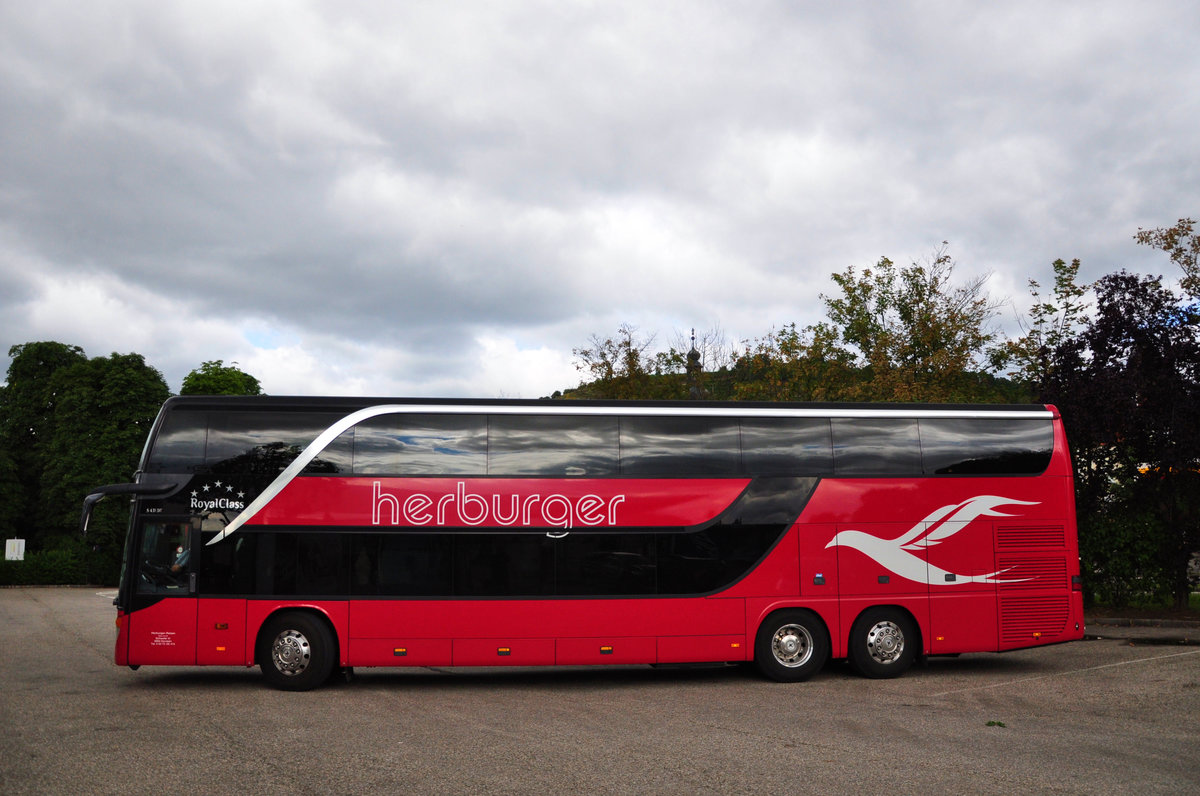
[82,397,1084,690]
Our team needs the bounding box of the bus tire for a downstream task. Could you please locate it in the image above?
[258,612,336,691]
[754,609,828,683]
[848,607,917,679]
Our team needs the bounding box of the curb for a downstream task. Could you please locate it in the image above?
[1086,616,1200,629]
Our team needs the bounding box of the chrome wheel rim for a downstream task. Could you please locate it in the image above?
[865,620,905,665]
[271,629,312,676]
[770,623,814,668]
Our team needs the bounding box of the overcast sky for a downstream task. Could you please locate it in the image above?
[1,1,1196,398]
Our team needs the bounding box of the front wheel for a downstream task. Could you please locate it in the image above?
[258,612,336,691]
[754,609,829,683]
[848,607,917,679]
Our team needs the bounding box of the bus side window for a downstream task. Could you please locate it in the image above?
[740,418,833,476]
[919,417,1054,475]
[831,418,921,476]
[199,532,257,595]
[353,414,487,476]
[143,410,208,474]
[488,415,619,476]
[620,417,740,476]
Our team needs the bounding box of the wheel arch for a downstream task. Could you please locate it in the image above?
[252,604,344,666]
[846,603,925,660]
[247,601,349,667]
[750,600,836,649]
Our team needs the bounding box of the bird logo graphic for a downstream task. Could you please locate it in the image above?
[826,495,1039,585]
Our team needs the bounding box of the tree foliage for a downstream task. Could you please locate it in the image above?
[569,324,697,399]
[0,342,87,459]
[724,245,1019,403]
[0,344,169,583]
[818,245,1008,401]
[41,353,170,566]
[0,445,21,540]
[0,342,88,542]
[181,360,263,395]
[570,246,1020,404]
[731,323,857,401]
[1037,270,1200,607]
[1003,258,1090,391]
[1135,217,1199,298]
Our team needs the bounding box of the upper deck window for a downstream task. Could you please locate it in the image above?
[145,409,351,474]
[352,414,486,475]
[144,409,208,473]
[919,417,1053,475]
[488,415,619,476]
[619,416,740,476]
[144,403,1054,480]
[740,418,834,476]
[831,418,922,476]
[206,412,351,474]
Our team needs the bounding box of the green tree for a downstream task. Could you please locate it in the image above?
[817,245,1011,402]
[1039,271,1200,607]
[732,323,858,401]
[566,247,1021,404]
[0,445,21,540]
[1135,217,1199,299]
[181,360,263,395]
[0,343,169,583]
[1003,258,1090,393]
[570,325,682,399]
[40,353,170,573]
[0,342,88,545]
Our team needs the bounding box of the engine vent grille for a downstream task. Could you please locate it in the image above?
[1000,596,1070,642]
[996,525,1065,549]
[995,556,1068,590]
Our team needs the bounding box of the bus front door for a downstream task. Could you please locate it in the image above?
[126,519,199,665]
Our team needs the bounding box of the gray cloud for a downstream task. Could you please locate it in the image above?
[1,1,1196,396]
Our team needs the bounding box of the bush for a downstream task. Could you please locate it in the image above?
[0,537,118,586]
[1079,508,1174,608]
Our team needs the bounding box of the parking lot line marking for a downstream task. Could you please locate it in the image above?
[930,648,1200,697]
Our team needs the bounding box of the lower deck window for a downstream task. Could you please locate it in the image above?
[198,524,783,599]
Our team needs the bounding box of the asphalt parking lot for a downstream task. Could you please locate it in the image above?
[2,587,1197,795]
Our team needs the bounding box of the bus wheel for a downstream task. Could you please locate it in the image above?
[848,608,917,679]
[754,609,829,683]
[258,612,336,691]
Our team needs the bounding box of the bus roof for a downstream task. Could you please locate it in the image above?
[156,395,1054,420]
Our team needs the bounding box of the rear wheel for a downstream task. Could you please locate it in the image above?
[754,609,829,683]
[258,612,336,691]
[848,607,917,679]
